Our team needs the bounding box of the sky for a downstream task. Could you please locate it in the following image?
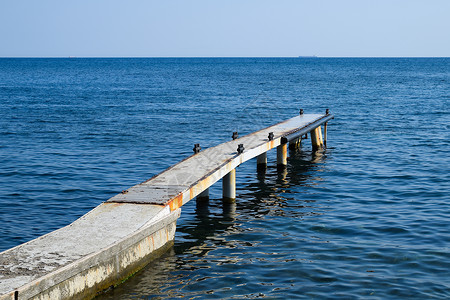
[0,0,449,57]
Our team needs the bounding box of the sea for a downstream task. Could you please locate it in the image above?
[0,58,449,299]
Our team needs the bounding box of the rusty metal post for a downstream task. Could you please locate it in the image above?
[223,168,236,202]
[310,126,324,151]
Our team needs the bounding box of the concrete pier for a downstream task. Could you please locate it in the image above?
[0,111,333,300]
[0,205,180,300]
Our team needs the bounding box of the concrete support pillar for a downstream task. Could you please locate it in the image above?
[324,122,328,148]
[277,143,287,169]
[222,168,236,202]
[310,126,324,151]
[256,152,267,172]
[289,137,301,152]
[197,188,209,201]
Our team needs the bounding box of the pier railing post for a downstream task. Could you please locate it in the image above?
[277,140,288,169]
[223,168,236,202]
[310,126,324,151]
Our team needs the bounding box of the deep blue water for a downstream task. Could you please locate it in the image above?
[0,58,449,299]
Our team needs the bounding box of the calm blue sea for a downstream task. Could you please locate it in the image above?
[0,58,449,299]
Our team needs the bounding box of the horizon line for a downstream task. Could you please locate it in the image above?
[1,56,449,59]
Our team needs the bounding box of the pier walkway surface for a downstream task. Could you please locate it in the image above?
[0,112,333,300]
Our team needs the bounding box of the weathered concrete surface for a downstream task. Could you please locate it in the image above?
[0,204,179,299]
[0,113,333,299]
[109,113,333,210]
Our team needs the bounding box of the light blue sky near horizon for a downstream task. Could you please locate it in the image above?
[0,0,449,57]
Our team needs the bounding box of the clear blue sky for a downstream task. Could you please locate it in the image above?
[1,0,449,57]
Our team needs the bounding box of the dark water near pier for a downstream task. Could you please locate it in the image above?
[0,58,449,299]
